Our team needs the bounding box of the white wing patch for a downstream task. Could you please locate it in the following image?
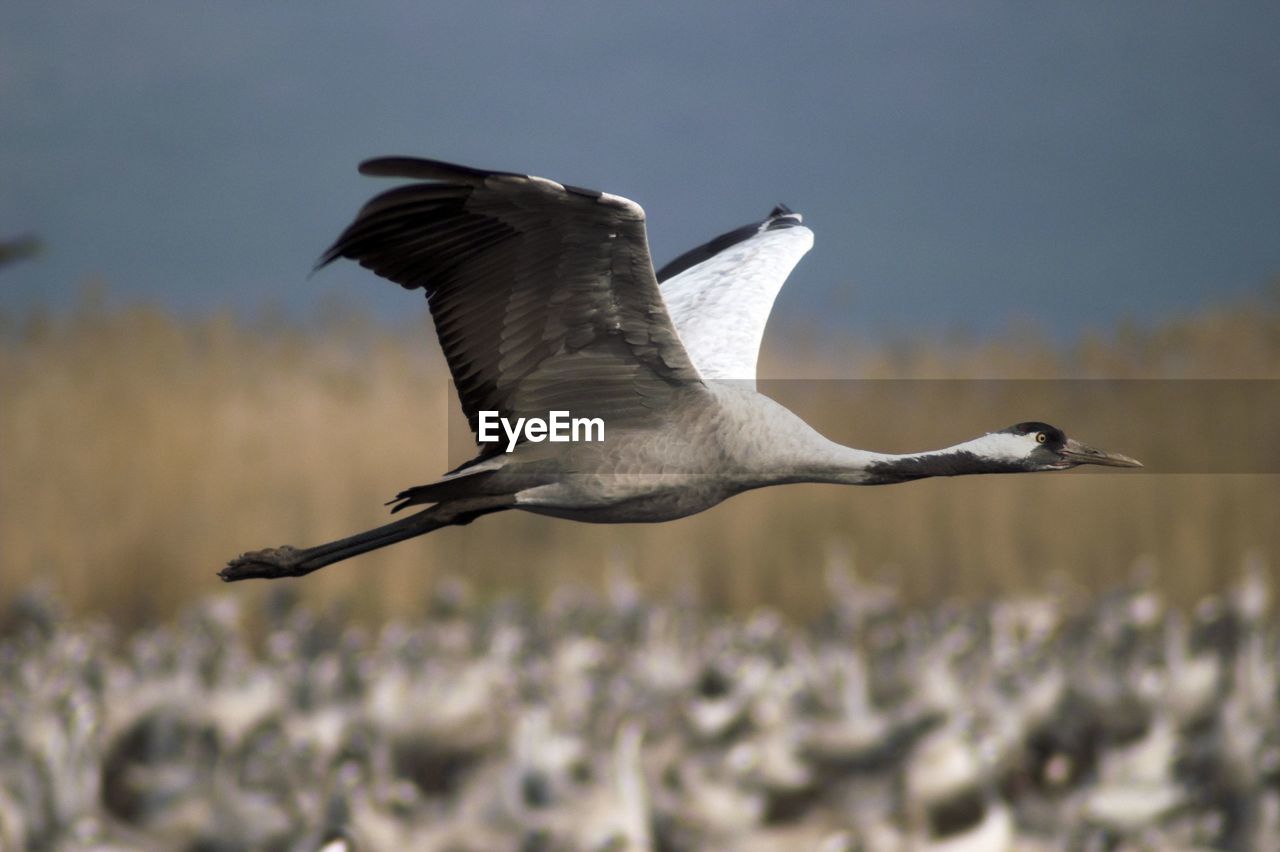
[660,223,813,384]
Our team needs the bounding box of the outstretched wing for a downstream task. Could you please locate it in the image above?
[657,206,813,385]
[320,157,704,444]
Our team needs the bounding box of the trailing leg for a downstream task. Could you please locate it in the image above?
[219,497,514,582]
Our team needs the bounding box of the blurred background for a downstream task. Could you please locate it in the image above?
[5,5,1280,850]
[3,2,1278,624]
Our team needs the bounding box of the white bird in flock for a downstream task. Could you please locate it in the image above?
[223,157,1141,581]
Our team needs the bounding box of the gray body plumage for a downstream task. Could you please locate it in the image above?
[221,156,1139,582]
[486,383,871,524]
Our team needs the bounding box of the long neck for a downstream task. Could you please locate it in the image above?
[806,435,1028,486]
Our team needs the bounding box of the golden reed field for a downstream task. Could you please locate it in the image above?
[2,286,1278,627]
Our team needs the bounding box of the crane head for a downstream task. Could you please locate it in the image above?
[993,421,1142,471]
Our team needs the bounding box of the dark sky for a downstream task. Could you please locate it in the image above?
[3,3,1279,342]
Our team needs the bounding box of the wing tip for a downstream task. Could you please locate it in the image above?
[765,204,803,228]
[599,191,645,220]
[353,157,644,222]
[357,156,521,184]
[655,204,811,283]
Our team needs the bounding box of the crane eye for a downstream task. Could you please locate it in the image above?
[1035,432,1048,444]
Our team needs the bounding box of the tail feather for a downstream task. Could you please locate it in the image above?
[389,468,502,513]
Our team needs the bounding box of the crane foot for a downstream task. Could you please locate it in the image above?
[220,546,307,582]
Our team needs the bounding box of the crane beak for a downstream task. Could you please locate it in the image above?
[1058,437,1143,469]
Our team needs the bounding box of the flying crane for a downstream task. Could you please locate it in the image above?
[222,157,1140,581]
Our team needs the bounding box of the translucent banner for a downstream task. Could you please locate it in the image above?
[444,379,1279,475]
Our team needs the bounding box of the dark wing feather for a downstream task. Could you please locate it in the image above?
[319,157,703,443]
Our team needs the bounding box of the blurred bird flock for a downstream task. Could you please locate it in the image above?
[2,288,1280,849]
